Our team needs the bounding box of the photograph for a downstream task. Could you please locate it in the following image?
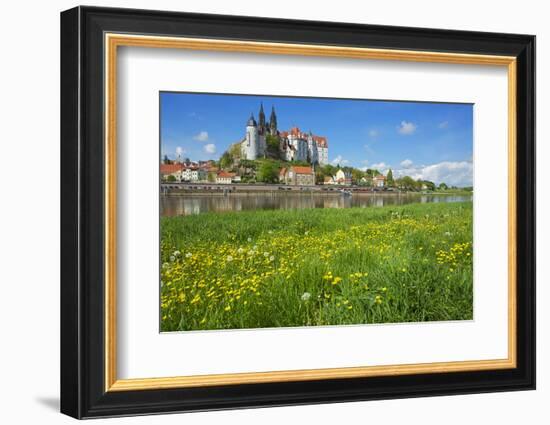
[159,93,474,332]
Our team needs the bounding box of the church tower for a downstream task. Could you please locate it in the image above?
[243,113,258,160]
[258,103,266,133]
[269,106,278,135]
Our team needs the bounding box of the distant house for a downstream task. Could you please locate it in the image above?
[182,166,207,182]
[334,169,352,185]
[324,176,336,185]
[216,171,237,184]
[160,163,184,181]
[280,166,315,186]
[373,174,386,188]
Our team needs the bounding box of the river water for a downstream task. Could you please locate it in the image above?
[160,193,472,217]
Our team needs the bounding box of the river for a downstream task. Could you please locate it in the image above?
[160,192,472,217]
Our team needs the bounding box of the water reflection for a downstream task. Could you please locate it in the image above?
[161,193,472,217]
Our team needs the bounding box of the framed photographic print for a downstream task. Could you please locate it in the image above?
[60,6,535,419]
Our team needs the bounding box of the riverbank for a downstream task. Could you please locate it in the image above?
[160,202,473,331]
[161,182,472,196]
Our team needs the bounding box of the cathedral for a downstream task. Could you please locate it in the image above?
[240,103,329,165]
[240,103,276,160]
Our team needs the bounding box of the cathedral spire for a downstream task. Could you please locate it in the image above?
[258,102,266,129]
[269,106,277,134]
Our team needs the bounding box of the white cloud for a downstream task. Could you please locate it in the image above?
[175,146,185,157]
[371,162,388,171]
[438,121,449,129]
[368,129,379,138]
[400,159,413,168]
[203,143,216,154]
[398,121,417,135]
[331,155,349,166]
[193,131,209,142]
[394,161,473,186]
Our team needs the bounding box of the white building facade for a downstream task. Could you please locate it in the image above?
[279,127,328,165]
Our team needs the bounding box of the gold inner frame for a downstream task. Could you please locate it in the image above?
[104,33,517,392]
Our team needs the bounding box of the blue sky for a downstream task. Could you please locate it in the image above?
[160,92,473,186]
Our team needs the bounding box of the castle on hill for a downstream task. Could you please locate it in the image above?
[240,104,329,165]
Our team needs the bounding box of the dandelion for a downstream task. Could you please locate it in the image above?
[304,231,309,235]
[237,247,244,254]
[169,255,175,262]
[269,255,275,261]
[332,277,342,285]
[162,262,169,269]
[185,252,192,258]
[253,245,258,251]
[301,292,311,301]
[444,231,451,236]
[226,255,233,262]
[224,305,231,312]
[173,250,181,257]
[268,230,273,234]
[247,237,252,242]
[248,250,255,256]
[263,252,269,257]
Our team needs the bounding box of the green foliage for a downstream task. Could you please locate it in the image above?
[256,159,281,183]
[386,169,394,187]
[219,151,233,169]
[265,134,280,158]
[238,159,257,170]
[160,202,473,331]
[421,180,436,191]
[351,168,365,183]
[163,155,172,164]
[396,175,418,191]
[438,182,449,190]
[166,174,176,182]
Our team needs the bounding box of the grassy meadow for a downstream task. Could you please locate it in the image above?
[160,202,473,331]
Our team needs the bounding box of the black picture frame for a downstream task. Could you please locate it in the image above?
[61,5,535,419]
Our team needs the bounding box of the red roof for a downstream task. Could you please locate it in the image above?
[313,136,328,147]
[160,164,183,175]
[217,171,236,178]
[290,166,314,175]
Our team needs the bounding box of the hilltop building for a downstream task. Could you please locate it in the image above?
[239,104,328,164]
[279,127,329,165]
[240,103,273,160]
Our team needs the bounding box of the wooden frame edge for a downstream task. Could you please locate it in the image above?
[104,33,518,392]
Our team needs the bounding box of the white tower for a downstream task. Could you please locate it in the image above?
[243,113,258,160]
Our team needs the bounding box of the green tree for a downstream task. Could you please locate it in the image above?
[386,169,394,187]
[438,182,449,191]
[219,151,233,169]
[422,180,436,191]
[265,134,280,158]
[351,168,365,184]
[257,160,280,183]
[163,155,172,164]
[397,175,416,191]
[166,174,176,182]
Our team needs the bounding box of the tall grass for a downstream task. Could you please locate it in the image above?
[160,202,473,331]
